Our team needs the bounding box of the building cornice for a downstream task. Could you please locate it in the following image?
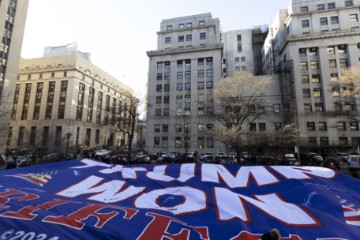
[146,43,224,57]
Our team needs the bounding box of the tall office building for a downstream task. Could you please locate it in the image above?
[9,44,132,152]
[263,0,360,153]
[146,13,224,155]
[0,0,29,153]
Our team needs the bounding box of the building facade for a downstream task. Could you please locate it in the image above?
[263,0,360,154]
[9,45,132,153]
[0,0,29,153]
[146,13,224,155]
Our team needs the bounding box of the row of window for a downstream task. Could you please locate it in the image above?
[165,32,207,44]
[300,58,349,70]
[301,13,358,28]
[156,81,214,92]
[155,107,214,116]
[154,136,214,149]
[157,58,213,70]
[154,123,213,133]
[308,136,360,146]
[300,1,353,13]
[166,20,206,31]
[306,121,359,131]
[157,69,214,80]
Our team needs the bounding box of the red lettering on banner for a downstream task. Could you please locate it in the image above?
[1,199,70,220]
[137,212,209,240]
[0,189,38,205]
[43,204,137,230]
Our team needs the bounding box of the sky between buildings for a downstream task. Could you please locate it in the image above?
[21,0,291,97]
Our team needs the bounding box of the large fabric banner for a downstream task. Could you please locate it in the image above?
[0,159,359,239]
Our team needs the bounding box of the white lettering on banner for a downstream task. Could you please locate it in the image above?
[56,176,145,203]
[271,166,336,179]
[146,164,195,182]
[214,187,319,226]
[134,186,206,215]
[72,159,112,169]
[99,165,147,179]
[202,165,279,188]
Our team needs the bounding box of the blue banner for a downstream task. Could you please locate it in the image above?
[0,159,359,239]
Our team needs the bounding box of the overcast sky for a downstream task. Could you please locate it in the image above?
[21,0,291,96]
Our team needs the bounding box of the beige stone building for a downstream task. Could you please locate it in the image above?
[263,0,360,154]
[146,13,223,155]
[0,0,29,153]
[8,44,132,153]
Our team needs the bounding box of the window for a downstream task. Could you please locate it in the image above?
[302,75,309,83]
[198,70,204,78]
[241,57,246,62]
[339,137,348,145]
[350,14,358,22]
[165,37,171,44]
[164,96,169,104]
[320,17,328,25]
[313,88,322,97]
[184,107,191,115]
[206,69,213,77]
[175,124,182,132]
[303,89,311,97]
[345,1,353,7]
[186,23,192,28]
[352,137,360,146]
[154,124,160,132]
[312,75,320,83]
[177,83,183,91]
[328,3,335,9]
[198,82,204,89]
[248,105,255,113]
[259,123,266,131]
[154,137,160,148]
[317,4,325,10]
[301,6,308,12]
[199,21,205,26]
[177,72,183,79]
[329,59,337,68]
[162,137,168,148]
[163,108,169,116]
[185,83,191,90]
[177,60,183,68]
[300,62,308,70]
[302,19,310,27]
[273,104,280,113]
[337,121,346,130]
[156,96,162,104]
[274,122,282,131]
[206,81,213,89]
[186,34,192,41]
[307,122,315,131]
[164,73,170,80]
[311,61,319,69]
[198,58,204,66]
[198,124,205,132]
[350,122,359,130]
[176,108,183,115]
[235,57,240,62]
[198,107,205,115]
[200,32,206,40]
[318,122,327,131]
[339,58,348,68]
[330,16,339,24]
[338,44,347,53]
[249,123,256,132]
[185,71,191,79]
[176,95,182,104]
[299,48,307,57]
[185,95,191,103]
[185,59,191,67]
[178,35,184,42]
[157,73,162,80]
[155,109,161,116]
[162,124,168,132]
[320,137,328,145]
[156,84,162,92]
[327,46,335,54]
[331,73,338,81]
[304,103,312,112]
[166,25,172,31]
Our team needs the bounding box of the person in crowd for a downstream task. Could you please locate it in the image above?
[192,151,199,163]
[262,228,281,240]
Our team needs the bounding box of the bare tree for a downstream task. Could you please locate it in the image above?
[325,66,360,121]
[211,71,274,161]
[113,90,145,161]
